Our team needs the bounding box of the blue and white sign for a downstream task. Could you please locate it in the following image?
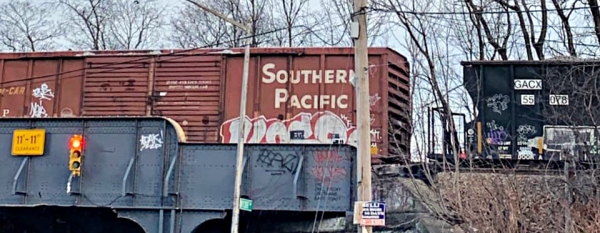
[360,201,385,226]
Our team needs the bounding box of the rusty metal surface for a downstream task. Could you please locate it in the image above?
[0,58,85,118]
[152,55,224,143]
[0,47,411,163]
[82,56,152,116]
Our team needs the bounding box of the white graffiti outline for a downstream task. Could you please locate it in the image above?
[486,94,509,114]
[485,120,504,131]
[30,83,55,118]
[219,111,382,148]
[517,124,537,141]
[369,93,381,110]
[140,131,164,151]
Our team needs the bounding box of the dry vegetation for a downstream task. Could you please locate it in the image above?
[437,172,600,232]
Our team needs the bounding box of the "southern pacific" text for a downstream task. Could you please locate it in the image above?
[261,63,354,109]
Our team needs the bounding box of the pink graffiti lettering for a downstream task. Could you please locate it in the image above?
[311,151,348,186]
[219,111,361,147]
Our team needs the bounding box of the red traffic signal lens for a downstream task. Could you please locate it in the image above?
[70,135,84,150]
[71,140,81,148]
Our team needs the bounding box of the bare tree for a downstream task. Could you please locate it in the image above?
[106,0,166,49]
[172,0,276,48]
[170,3,230,48]
[550,0,579,56]
[58,0,113,50]
[588,0,600,44]
[270,0,312,47]
[0,1,63,52]
[58,0,166,50]
[462,0,513,60]
[306,0,389,46]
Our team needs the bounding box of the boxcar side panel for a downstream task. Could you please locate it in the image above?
[219,52,389,160]
[0,59,85,118]
[152,55,224,143]
[82,56,151,116]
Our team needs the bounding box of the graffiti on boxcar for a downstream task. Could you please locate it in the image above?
[486,120,511,156]
[515,124,539,159]
[312,150,347,202]
[139,131,164,151]
[30,83,55,118]
[516,124,537,141]
[369,93,381,109]
[486,120,508,143]
[255,149,300,176]
[219,111,381,149]
[485,94,509,114]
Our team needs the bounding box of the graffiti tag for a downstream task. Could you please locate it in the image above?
[219,111,380,148]
[486,94,509,114]
[255,149,300,175]
[140,131,164,151]
[30,83,55,118]
[517,124,537,141]
[311,151,348,186]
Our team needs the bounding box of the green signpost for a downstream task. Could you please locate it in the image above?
[240,198,253,212]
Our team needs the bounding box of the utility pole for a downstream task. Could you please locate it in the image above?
[184,1,252,233]
[352,0,372,232]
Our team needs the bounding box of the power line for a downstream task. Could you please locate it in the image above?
[371,5,595,15]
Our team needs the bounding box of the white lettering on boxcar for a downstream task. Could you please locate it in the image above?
[166,80,210,90]
[514,79,542,90]
[274,88,348,109]
[2,109,9,117]
[262,63,355,110]
[261,63,356,85]
[549,94,569,105]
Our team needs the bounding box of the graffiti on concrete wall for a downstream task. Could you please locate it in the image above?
[219,111,381,149]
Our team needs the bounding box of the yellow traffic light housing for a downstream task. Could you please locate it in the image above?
[69,135,84,176]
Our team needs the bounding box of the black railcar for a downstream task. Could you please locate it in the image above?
[429,59,600,168]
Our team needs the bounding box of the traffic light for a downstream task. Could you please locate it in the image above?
[69,135,84,176]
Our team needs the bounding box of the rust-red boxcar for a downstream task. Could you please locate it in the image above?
[0,47,411,163]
